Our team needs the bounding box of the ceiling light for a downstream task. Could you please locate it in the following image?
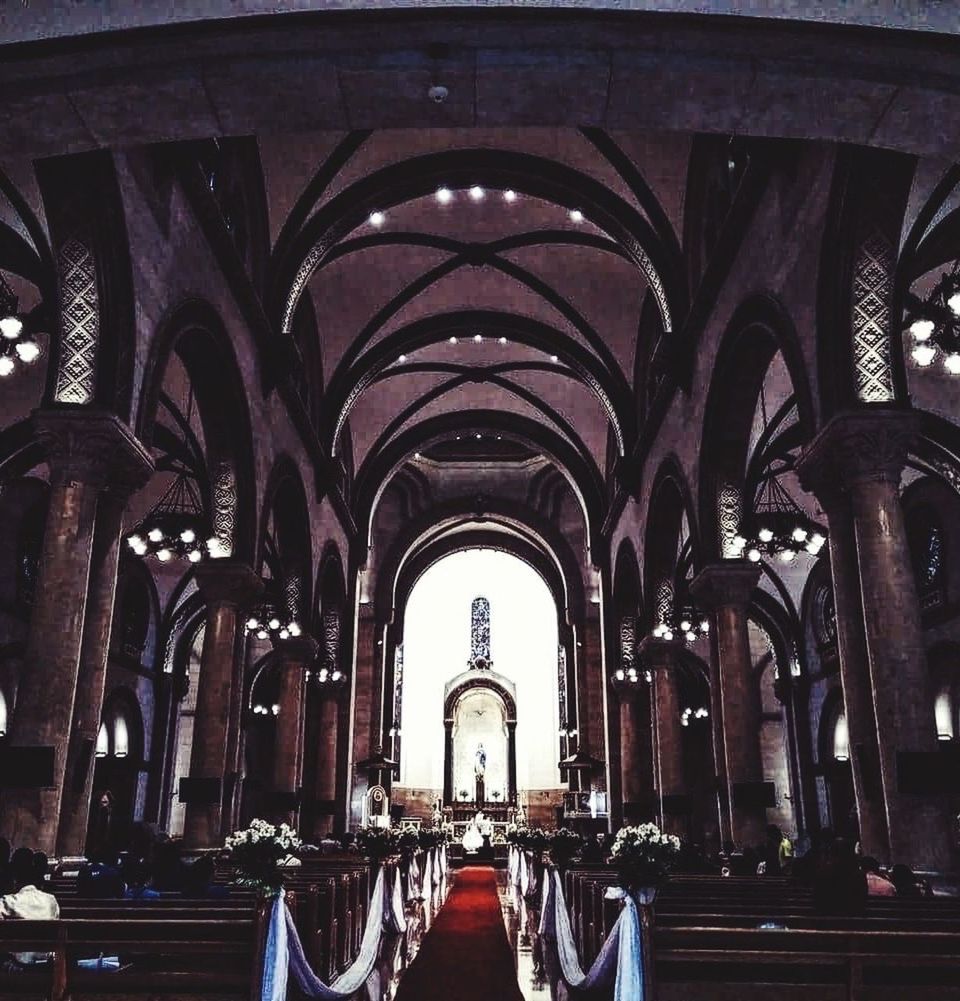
[436,187,453,205]
[569,209,584,223]
[398,354,407,363]
[945,352,960,375]
[550,354,559,363]
[449,336,458,345]
[368,211,385,227]
[503,190,517,203]
[912,344,936,367]
[0,316,22,340]
[910,318,935,341]
[414,452,422,460]
[469,186,485,201]
[0,356,14,377]
[498,336,507,345]
[473,334,482,343]
[475,433,482,440]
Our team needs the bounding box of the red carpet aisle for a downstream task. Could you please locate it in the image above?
[394,865,525,1001]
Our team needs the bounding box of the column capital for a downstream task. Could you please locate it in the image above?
[276,634,319,664]
[194,560,263,607]
[690,561,760,610]
[34,408,154,492]
[796,409,919,501]
[637,635,682,671]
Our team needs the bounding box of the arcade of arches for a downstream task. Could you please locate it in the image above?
[3,5,960,883]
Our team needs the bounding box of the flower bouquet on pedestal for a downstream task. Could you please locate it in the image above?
[506,823,526,846]
[356,826,402,865]
[549,828,585,871]
[418,828,447,851]
[224,819,301,894]
[609,823,680,901]
[398,829,420,859]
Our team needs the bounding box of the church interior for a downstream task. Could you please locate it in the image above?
[0,3,960,999]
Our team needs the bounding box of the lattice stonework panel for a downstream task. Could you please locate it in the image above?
[852,226,896,403]
[393,644,404,729]
[54,238,100,404]
[212,464,237,557]
[619,616,636,670]
[718,483,742,559]
[557,645,568,730]
[322,608,340,671]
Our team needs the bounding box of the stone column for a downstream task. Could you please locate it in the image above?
[797,453,889,861]
[691,562,765,849]
[313,690,340,839]
[271,635,318,829]
[57,446,153,856]
[350,614,380,810]
[640,637,686,837]
[443,721,454,805]
[614,679,655,823]
[183,560,262,848]
[507,721,517,803]
[799,410,949,868]
[0,411,151,854]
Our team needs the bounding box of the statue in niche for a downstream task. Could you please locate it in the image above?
[474,742,486,805]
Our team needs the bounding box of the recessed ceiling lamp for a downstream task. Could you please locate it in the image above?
[569,209,584,223]
[436,187,453,205]
[449,336,458,344]
[498,336,507,345]
[469,185,485,202]
[368,211,385,227]
[503,190,517,203]
[475,433,482,440]
[473,334,482,343]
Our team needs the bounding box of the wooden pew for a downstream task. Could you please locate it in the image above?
[0,904,270,1001]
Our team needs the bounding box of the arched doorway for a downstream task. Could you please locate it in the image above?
[393,549,564,830]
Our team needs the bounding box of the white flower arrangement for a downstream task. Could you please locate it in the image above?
[224,819,302,892]
[610,823,681,890]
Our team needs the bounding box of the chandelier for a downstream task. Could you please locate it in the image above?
[652,602,710,645]
[0,272,41,376]
[904,261,960,372]
[126,469,217,563]
[244,604,302,642]
[729,473,826,565]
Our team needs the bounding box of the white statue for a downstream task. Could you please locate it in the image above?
[474,743,486,777]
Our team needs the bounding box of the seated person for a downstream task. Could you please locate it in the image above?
[148,839,186,893]
[812,838,867,915]
[78,853,126,899]
[0,851,60,967]
[180,856,229,899]
[890,863,930,899]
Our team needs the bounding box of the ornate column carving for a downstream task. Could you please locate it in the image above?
[1,410,153,854]
[690,561,765,849]
[640,636,686,837]
[798,410,950,868]
[272,635,319,830]
[182,560,262,848]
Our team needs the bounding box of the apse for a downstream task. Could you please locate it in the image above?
[398,549,561,795]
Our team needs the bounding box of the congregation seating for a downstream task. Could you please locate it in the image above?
[0,854,391,1001]
[557,862,960,1000]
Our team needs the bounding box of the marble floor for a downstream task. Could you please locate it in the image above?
[496,870,551,1001]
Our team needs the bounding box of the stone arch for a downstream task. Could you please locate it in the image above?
[137,299,257,564]
[698,294,816,562]
[37,151,137,420]
[258,455,313,622]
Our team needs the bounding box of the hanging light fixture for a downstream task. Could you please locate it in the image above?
[727,386,826,565]
[125,469,212,563]
[727,472,827,566]
[0,271,41,377]
[243,601,302,643]
[650,591,710,646]
[904,260,960,372]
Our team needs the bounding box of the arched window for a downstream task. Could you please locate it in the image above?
[907,506,945,610]
[113,715,129,759]
[95,721,109,758]
[833,713,850,763]
[0,689,7,737]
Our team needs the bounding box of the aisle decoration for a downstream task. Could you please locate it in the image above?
[261,861,407,1001]
[356,826,401,864]
[225,819,301,893]
[537,823,680,1001]
[610,822,680,899]
[548,828,584,870]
